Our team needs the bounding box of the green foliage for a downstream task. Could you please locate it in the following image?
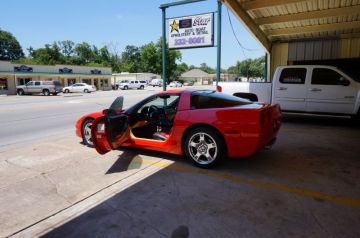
[0,29,24,60]
[199,62,215,74]
[228,56,265,80]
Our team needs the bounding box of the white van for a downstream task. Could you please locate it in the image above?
[218,65,360,118]
[150,79,163,87]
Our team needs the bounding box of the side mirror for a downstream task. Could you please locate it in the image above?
[338,77,350,86]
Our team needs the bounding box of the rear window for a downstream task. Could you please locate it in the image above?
[191,91,251,109]
[279,68,306,84]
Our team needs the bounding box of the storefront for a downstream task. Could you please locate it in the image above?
[0,61,112,95]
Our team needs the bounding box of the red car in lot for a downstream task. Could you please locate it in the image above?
[76,89,281,168]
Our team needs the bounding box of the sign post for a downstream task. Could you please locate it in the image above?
[216,1,222,87]
[162,7,167,91]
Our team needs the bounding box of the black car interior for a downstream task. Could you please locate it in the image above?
[130,95,179,141]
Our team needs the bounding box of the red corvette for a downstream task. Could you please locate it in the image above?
[76,89,282,168]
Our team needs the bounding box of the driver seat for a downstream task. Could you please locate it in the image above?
[152,131,169,141]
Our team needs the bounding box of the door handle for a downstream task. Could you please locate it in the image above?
[310,88,322,92]
[277,87,287,90]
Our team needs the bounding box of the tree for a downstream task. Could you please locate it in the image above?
[228,56,265,80]
[199,62,215,74]
[58,40,75,59]
[28,42,63,65]
[140,42,160,74]
[74,42,95,64]
[120,45,141,72]
[0,29,24,60]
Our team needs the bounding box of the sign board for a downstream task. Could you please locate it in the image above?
[168,12,214,49]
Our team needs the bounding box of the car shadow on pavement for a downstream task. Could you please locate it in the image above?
[106,148,184,175]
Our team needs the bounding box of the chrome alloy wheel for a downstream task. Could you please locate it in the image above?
[188,132,218,165]
[83,121,93,146]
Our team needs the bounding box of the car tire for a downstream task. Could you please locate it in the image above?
[183,127,226,168]
[84,89,89,93]
[82,119,94,147]
[124,86,128,90]
[43,89,50,96]
[140,85,144,90]
[53,92,58,96]
[17,89,24,95]
[64,89,70,93]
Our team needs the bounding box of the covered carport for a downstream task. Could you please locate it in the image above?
[223,0,360,81]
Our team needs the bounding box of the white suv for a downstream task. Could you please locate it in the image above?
[118,80,146,90]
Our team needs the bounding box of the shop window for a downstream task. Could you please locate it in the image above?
[68,79,76,85]
[17,78,32,85]
[0,78,8,90]
[82,79,91,85]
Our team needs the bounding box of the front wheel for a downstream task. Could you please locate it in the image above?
[139,85,144,90]
[82,119,94,147]
[43,89,50,96]
[84,89,89,93]
[17,89,24,95]
[183,127,226,168]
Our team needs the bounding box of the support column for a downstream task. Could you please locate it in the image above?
[161,6,167,91]
[216,0,222,87]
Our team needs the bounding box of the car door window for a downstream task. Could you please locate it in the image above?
[35,82,40,86]
[279,68,306,84]
[311,68,346,85]
[138,95,180,113]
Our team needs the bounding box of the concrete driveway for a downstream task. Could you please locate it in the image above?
[1,112,359,237]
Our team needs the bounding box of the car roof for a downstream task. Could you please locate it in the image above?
[156,89,216,95]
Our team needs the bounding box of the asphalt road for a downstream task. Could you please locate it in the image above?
[0,88,163,150]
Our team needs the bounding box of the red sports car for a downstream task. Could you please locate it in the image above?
[75,89,282,168]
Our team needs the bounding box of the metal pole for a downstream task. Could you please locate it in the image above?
[216,0,222,87]
[264,53,268,82]
[161,7,167,91]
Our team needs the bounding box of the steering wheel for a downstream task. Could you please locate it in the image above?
[148,105,162,122]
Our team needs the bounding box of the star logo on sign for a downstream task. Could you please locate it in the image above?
[170,20,179,33]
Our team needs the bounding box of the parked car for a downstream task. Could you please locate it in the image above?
[63,83,96,93]
[183,81,194,86]
[117,80,146,90]
[169,81,182,87]
[16,80,63,96]
[149,79,163,87]
[218,65,360,119]
[75,89,282,168]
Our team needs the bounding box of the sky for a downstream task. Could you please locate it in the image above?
[1,0,265,68]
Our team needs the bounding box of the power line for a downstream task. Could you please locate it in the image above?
[226,8,260,58]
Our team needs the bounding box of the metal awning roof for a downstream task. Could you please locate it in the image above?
[223,0,360,52]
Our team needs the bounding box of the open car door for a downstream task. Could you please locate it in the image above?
[91,96,131,154]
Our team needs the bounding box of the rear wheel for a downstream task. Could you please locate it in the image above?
[17,89,24,95]
[64,89,70,93]
[82,119,94,147]
[183,127,226,168]
[139,85,144,90]
[43,89,50,96]
[124,86,128,90]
